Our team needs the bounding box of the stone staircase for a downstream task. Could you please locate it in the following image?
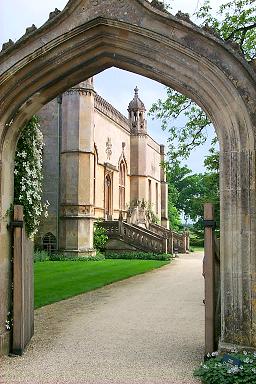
[101,221,189,254]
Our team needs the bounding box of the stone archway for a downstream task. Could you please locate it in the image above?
[0,0,256,354]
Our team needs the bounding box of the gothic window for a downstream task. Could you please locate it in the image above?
[119,161,126,211]
[156,182,159,214]
[105,173,113,219]
[42,233,57,253]
[148,179,152,205]
[94,146,98,206]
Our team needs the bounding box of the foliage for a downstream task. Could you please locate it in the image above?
[168,198,182,231]
[150,93,212,160]
[105,251,173,261]
[194,350,256,384]
[166,151,220,230]
[129,200,160,224]
[149,0,256,160]
[190,236,204,248]
[34,250,50,263]
[49,252,105,262]
[14,116,48,238]
[196,0,256,60]
[93,221,108,251]
[5,311,13,331]
[34,250,105,262]
[34,259,169,308]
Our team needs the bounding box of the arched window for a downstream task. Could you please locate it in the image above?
[119,161,126,211]
[105,173,113,219]
[94,146,98,206]
[156,182,159,214]
[42,233,57,253]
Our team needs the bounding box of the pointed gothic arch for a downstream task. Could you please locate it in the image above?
[119,159,126,211]
[0,0,256,353]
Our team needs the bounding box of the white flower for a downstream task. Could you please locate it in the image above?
[227,365,240,374]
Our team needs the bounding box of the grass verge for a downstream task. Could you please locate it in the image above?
[190,246,204,252]
[34,259,169,308]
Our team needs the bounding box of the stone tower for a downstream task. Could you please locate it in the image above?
[59,78,96,256]
[128,86,147,134]
[129,87,148,205]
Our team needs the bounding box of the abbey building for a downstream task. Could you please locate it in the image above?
[36,78,169,255]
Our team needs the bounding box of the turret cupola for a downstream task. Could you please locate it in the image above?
[128,87,147,134]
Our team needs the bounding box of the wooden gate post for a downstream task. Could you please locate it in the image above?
[12,205,34,355]
[204,203,216,355]
[12,205,25,355]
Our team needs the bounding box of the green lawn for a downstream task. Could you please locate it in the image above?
[34,259,169,308]
[190,246,204,252]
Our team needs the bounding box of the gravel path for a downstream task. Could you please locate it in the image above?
[0,252,204,384]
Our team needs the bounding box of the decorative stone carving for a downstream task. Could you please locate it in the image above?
[175,11,192,23]
[106,137,112,160]
[49,8,61,20]
[89,0,125,7]
[1,39,14,52]
[150,0,166,12]
[61,205,94,217]
[202,24,220,38]
[226,40,244,56]
[25,24,37,35]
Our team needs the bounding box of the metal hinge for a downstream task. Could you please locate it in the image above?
[204,220,216,229]
[7,221,24,230]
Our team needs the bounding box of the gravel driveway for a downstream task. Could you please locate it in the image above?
[0,252,204,384]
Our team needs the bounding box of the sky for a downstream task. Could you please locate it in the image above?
[0,0,223,172]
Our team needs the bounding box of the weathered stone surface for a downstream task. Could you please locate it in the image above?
[0,0,256,355]
[1,40,14,52]
[48,8,61,20]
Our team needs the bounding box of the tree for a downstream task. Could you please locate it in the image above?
[149,0,256,160]
[166,149,220,231]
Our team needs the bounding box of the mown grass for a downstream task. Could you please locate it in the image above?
[34,259,169,308]
[190,246,204,252]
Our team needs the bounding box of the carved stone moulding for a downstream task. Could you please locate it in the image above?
[61,205,94,217]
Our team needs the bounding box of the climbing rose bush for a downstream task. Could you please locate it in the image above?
[14,116,49,238]
[194,350,256,384]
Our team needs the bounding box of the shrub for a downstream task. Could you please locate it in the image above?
[105,252,172,261]
[194,351,256,384]
[93,221,108,251]
[34,250,50,262]
[190,237,204,247]
[49,252,105,262]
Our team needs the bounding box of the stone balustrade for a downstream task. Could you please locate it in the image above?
[101,221,167,253]
[149,223,190,254]
[100,221,189,254]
